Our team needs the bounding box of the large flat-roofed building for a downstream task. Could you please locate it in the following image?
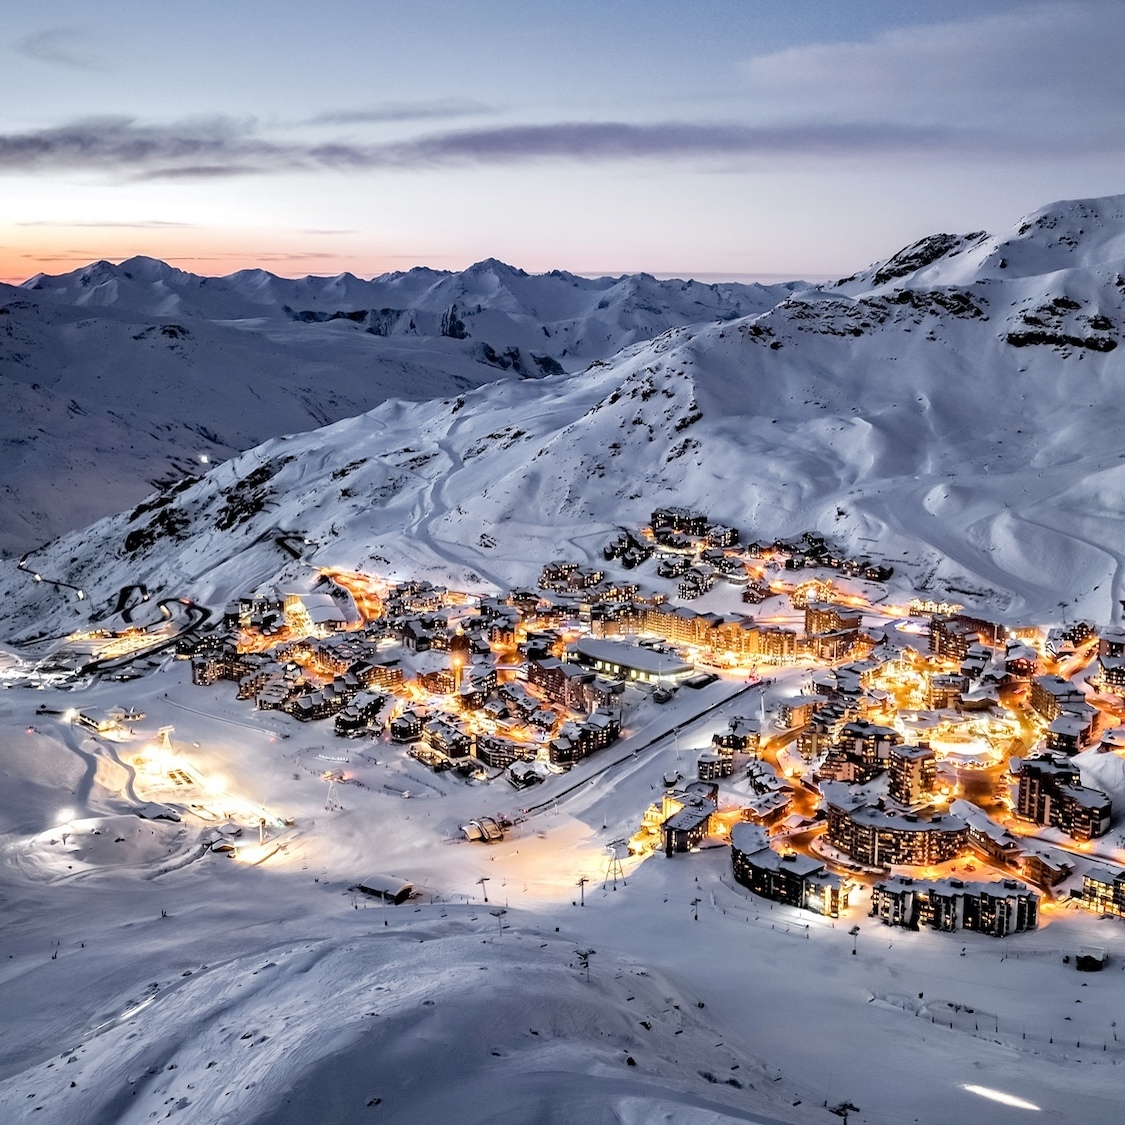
[567,636,693,683]
[870,875,1038,936]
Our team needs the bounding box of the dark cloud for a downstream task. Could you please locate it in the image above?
[14,27,105,71]
[303,99,493,126]
[386,120,973,164]
[0,113,1112,182]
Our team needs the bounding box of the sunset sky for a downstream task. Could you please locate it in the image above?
[2,0,1122,284]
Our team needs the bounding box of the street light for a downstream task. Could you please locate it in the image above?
[849,925,861,955]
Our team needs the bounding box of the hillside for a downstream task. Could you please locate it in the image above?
[4,194,1125,639]
[0,261,802,554]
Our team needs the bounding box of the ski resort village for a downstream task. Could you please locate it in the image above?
[23,503,1125,946]
[6,501,1125,1121]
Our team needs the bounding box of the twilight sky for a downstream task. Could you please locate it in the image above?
[2,0,1122,284]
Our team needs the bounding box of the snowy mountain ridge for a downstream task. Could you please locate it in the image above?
[4,193,1125,639]
[0,261,805,554]
[20,253,806,362]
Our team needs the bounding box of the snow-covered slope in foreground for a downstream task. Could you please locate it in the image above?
[0,260,803,555]
[6,194,1125,632]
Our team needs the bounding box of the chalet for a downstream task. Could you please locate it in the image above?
[357,874,413,904]
[741,580,772,604]
[662,796,715,855]
[697,750,733,781]
[1004,640,1038,679]
[706,524,739,548]
[424,718,471,759]
[334,691,386,738]
[651,507,710,537]
[548,708,620,765]
[474,734,537,770]
[1018,847,1074,888]
[712,716,762,755]
[539,561,603,593]
[390,709,424,743]
[1091,654,1125,694]
[870,875,1038,936]
[1046,620,1094,657]
[500,681,540,717]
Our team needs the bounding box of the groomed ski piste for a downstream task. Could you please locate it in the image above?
[2,195,1125,1124]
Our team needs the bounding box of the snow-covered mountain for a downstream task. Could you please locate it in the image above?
[22,255,805,361]
[5,194,1125,638]
[0,261,803,555]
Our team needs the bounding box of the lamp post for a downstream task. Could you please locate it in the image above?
[849,924,861,955]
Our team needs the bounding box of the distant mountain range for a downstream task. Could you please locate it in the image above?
[5,194,1125,642]
[0,258,804,554]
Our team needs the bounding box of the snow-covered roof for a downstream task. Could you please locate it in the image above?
[571,636,693,677]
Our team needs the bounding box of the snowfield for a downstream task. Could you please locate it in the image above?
[0,667,1123,1125]
[3,194,1125,1124]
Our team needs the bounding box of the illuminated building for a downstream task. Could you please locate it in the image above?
[930,613,1005,660]
[548,708,620,765]
[650,507,711,536]
[567,636,693,683]
[662,796,715,855]
[887,742,936,807]
[390,710,424,743]
[1012,753,1112,840]
[1045,620,1094,657]
[528,655,595,710]
[1029,673,1085,721]
[1077,866,1125,918]
[870,875,1038,936]
[697,751,733,781]
[805,601,861,637]
[730,823,849,917]
[823,783,968,866]
[474,735,537,770]
[819,719,901,784]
